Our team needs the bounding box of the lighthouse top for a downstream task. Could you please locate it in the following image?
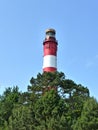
[45,28,56,39]
[45,28,56,34]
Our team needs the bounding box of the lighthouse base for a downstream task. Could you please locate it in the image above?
[43,67,57,72]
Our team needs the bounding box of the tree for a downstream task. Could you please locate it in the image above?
[4,104,34,130]
[73,97,98,130]
[0,71,91,129]
[0,86,20,127]
[28,72,65,93]
[33,90,68,130]
[27,71,90,129]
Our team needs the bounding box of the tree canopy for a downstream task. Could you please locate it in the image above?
[0,71,97,130]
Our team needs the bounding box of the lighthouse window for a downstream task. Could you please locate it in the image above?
[46,32,55,37]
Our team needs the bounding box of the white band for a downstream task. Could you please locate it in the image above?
[43,55,57,68]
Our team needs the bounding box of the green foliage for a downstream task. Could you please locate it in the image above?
[4,105,33,130]
[32,90,69,130]
[0,86,20,126]
[0,71,97,130]
[73,97,98,130]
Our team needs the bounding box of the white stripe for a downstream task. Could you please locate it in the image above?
[43,55,57,68]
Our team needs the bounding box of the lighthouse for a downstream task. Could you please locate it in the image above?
[43,29,58,72]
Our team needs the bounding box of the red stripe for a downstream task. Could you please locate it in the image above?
[43,67,57,72]
[43,42,57,56]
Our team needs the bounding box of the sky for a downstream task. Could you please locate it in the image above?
[0,0,98,99]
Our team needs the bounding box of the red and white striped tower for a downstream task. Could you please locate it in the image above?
[43,29,58,72]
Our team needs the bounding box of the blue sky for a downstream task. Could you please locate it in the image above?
[0,0,98,99]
